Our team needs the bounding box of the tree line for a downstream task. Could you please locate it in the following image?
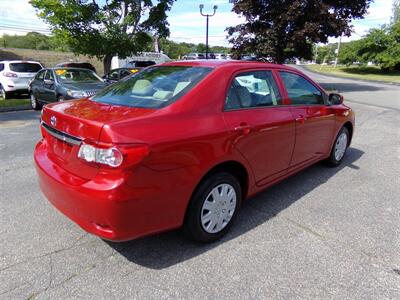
[316,16,400,71]
[0,32,230,60]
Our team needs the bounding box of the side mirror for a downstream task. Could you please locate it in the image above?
[44,79,54,85]
[329,93,343,105]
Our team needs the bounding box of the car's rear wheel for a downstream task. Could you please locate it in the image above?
[30,93,42,110]
[327,127,349,167]
[0,85,10,100]
[184,172,242,242]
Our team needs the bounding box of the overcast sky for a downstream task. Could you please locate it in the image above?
[0,0,394,46]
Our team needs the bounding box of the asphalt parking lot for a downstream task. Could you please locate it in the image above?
[0,69,399,299]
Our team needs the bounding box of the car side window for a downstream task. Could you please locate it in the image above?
[108,70,119,80]
[35,70,45,81]
[120,70,131,78]
[225,70,281,110]
[44,70,54,80]
[0,63,4,72]
[279,71,324,105]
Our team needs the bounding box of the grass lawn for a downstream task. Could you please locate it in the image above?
[0,96,30,108]
[305,65,400,84]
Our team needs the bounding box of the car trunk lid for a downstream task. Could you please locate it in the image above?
[41,99,156,180]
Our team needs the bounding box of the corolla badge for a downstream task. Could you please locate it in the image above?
[50,116,57,126]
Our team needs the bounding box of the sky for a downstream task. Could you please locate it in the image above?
[0,0,395,46]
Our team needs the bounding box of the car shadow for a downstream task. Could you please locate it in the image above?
[105,147,364,269]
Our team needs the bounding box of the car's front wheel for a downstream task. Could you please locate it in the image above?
[30,93,42,110]
[184,172,242,242]
[327,127,350,167]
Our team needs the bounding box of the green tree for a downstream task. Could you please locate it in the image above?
[30,0,175,73]
[315,44,336,64]
[159,39,192,59]
[356,28,391,64]
[375,22,400,70]
[338,41,362,65]
[0,32,52,50]
[210,45,230,54]
[196,43,207,53]
[227,0,372,63]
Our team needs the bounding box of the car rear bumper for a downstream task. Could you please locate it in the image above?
[1,80,30,92]
[34,139,189,241]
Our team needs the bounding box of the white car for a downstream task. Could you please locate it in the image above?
[0,60,43,99]
[214,53,227,60]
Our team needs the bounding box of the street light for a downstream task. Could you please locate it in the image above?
[199,4,218,59]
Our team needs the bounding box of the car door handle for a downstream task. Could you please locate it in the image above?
[234,123,252,135]
[295,115,307,124]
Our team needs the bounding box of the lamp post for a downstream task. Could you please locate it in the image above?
[199,4,218,59]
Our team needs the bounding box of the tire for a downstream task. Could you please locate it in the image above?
[184,172,242,243]
[30,93,42,110]
[0,85,10,100]
[326,127,350,167]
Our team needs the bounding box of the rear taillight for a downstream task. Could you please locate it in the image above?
[4,72,17,78]
[78,143,149,168]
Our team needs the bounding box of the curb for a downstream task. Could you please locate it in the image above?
[301,66,400,87]
[0,105,32,113]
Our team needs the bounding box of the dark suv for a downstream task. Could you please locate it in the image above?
[29,68,107,110]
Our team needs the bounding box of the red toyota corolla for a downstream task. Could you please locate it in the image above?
[34,61,354,242]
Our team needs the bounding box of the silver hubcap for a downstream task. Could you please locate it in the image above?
[31,94,36,108]
[201,183,237,234]
[1,88,5,99]
[334,132,348,161]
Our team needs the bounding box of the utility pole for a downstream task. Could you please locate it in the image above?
[199,4,218,59]
[334,36,342,68]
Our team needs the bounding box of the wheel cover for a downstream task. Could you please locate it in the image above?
[30,94,36,108]
[200,183,237,234]
[334,132,348,161]
[0,87,5,99]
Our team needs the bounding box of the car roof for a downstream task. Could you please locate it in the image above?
[0,60,42,64]
[44,67,95,71]
[160,60,298,71]
[56,62,93,65]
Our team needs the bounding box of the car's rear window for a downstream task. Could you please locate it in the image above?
[91,66,212,109]
[9,63,42,73]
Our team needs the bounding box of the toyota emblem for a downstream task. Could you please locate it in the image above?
[50,116,57,126]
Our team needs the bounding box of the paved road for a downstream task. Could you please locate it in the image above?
[297,66,400,111]
[0,72,399,299]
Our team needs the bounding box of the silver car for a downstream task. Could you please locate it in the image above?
[0,60,43,99]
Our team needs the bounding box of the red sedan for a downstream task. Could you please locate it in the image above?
[34,61,354,242]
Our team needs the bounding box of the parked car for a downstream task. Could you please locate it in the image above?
[103,67,141,83]
[184,53,205,60]
[29,68,107,110]
[0,60,43,99]
[214,53,227,60]
[34,61,354,243]
[56,62,96,73]
[126,61,156,68]
[111,52,171,69]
